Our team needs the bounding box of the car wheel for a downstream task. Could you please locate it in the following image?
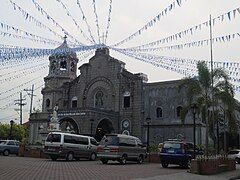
[50,155,58,161]
[3,150,9,156]
[161,162,169,168]
[101,159,108,164]
[66,152,74,161]
[137,155,144,164]
[120,155,127,165]
[89,153,97,161]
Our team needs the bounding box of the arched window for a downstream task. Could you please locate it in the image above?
[60,61,67,70]
[156,107,162,118]
[177,106,183,118]
[70,62,75,72]
[95,91,104,108]
[46,99,50,108]
[123,91,130,108]
[71,97,77,108]
[50,61,57,72]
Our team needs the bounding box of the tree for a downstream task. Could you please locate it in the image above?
[179,61,236,155]
[0,123,28,141]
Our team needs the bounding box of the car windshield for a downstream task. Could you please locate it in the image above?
[100,136,119,146]
[163,142,181,149]
[0,141,6,145]
[46,134,61,142]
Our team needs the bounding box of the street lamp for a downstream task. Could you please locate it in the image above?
[191,104,197,159]
[9,120,14,139]
[90,119,94,136]
[146,117,151,162]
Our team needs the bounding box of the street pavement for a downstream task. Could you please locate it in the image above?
[0,156,240,180]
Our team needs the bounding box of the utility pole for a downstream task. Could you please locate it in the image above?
[14,92,26,125]
[209,15,219,154]
[24,84,36,115]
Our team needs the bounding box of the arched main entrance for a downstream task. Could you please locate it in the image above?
[59,118,79,134]
[95,119,114,142]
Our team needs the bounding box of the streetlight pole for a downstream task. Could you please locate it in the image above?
[191,104,197,159]
[146,117,151,162]
[90,119,94,136]
[9,120,14,139]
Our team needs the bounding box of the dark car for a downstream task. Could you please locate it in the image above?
[97,134,146,165]
[0,140,19,156]
[159,140,203,168]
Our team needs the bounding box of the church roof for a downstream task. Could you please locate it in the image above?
[51,36,77,58]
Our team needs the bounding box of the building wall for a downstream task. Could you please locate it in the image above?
[29,47,206,145]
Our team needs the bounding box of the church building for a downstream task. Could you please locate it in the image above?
[29,40,205,144]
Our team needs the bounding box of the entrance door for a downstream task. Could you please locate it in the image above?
[95,119,114,142]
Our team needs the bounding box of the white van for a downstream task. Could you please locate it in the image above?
[44,132,98,161]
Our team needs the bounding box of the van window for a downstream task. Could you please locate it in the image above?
[119,138,136,147]
[77,137,89,145]
[100,136,119,146]
[64,135,74,144]
[64,135,89,145]
[46,134,61,142]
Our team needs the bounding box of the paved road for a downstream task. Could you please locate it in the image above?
[0,156,239,180]
[0,156,184,180]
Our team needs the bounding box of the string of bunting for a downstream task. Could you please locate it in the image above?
[0,80,43,102]
[0,22,62,46]
[0,56,45,68]
[0,82,44,111]
[76,0,96,44]
[111,0,187,47]
[54,0,94,44]
[31,0,83,45]
[113,48,240,92]
[104,0,113,44]
[92,0,101,44]
[0,30,61,46]
[9,0,75,44]
[0,61,47,78]
[122,6,240,50]
[0,76,42,96]
[120,32,240,52]
[118,48,240,78]
[0,44,99,61]
[0,64,48,83]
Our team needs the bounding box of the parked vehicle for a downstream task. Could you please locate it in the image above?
[44,132,98,161]
[159,140,203,168]
[0,140,19,156]
[227,150,240,163]
[97,134,146,165]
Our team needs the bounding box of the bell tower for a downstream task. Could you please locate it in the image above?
[42,37,79,112]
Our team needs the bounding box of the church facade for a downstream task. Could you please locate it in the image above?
[29,41,205,144]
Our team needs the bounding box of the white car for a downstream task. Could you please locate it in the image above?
[228,150,240,163]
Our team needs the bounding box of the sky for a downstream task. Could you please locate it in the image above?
[0,0,239,124]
